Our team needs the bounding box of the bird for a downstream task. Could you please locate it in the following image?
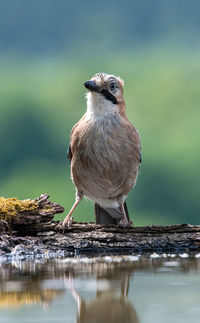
[63,72,141,228]
[64,267,140,323]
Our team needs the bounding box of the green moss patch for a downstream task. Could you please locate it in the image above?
[0,197,38,221]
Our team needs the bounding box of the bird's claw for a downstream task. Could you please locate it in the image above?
[117,219,133,228]
[62,216,74,232]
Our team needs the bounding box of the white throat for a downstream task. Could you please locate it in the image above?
[85,92,117,119]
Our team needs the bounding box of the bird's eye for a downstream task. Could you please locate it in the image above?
[109,82,117,92]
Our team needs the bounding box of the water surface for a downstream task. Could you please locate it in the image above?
[0,254,200,323]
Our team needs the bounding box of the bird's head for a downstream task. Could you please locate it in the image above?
[84,73,125,117]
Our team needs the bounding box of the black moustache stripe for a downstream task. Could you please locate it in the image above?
[100,89,117,104]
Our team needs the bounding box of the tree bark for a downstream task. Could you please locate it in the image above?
[1,194,200,257]
[0,193,64,235]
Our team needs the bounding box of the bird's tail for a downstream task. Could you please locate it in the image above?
[94,201,130,225]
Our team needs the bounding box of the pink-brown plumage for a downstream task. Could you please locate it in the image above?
[63,73,141,227]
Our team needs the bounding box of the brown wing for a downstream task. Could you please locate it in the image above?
[125,121,141,166]
[67,114,87,163]
[67,144,72,161]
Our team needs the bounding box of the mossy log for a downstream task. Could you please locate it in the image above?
[0,194,64,234]
[1,194,200,258]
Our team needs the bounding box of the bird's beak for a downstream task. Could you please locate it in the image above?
[83,80,101,92]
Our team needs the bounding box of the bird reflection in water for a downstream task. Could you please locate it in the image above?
[0,260,140,322]
[65,267,139,323]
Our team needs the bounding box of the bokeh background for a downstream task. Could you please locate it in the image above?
[0,0,199,225]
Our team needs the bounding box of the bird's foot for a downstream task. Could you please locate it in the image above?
[62,215,74,232]
[117,219,133,228]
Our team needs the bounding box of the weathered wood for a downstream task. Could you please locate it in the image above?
[0,193,64,235]
[0,222,200,258]
[51,222,200,254]
[1,194,200,258]
[0,220,9,234]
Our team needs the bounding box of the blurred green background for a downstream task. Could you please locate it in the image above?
[0,0,199,225]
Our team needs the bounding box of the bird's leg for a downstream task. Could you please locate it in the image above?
[121,273,130,301]
[120,203,129,224]
[118,203,132,227]
[64,274,85,318]
[62,191,83,228]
